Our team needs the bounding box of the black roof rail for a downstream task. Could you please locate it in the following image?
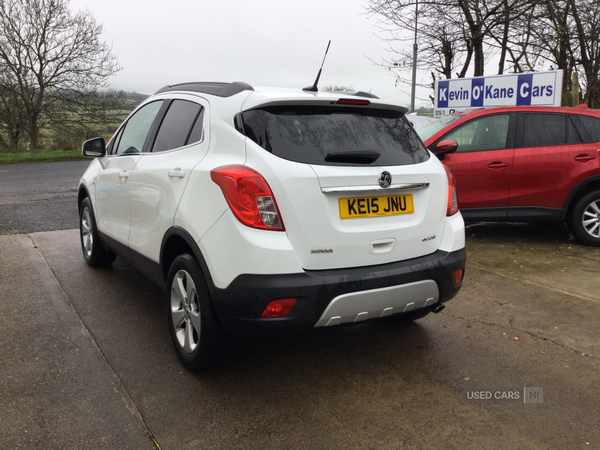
[155,81,254,97]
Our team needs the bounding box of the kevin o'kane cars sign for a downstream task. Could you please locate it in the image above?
[434,70,563,118]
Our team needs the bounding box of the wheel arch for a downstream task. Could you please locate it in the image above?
[563,175,600,221]
[78,185,91,210]
[160,227,213,286]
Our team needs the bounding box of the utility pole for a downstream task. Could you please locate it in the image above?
[410,0,418,113]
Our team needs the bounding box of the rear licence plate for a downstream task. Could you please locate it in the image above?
[339,194,414,219]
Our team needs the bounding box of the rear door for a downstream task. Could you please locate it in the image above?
[129,95,208,263]
[509,112,598,213]
[433,113,515,218]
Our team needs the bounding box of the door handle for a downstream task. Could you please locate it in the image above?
[487,161,509,169]
[168,169,185,179]
[574,154,595,162]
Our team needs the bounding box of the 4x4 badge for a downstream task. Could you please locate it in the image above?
[379,171,392,188]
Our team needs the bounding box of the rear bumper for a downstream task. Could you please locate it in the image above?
[209,248,466,335]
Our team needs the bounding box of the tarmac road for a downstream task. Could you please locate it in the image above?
[1,162,599,449]
[0,160,90,235]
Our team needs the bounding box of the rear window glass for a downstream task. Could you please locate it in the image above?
[521,113,582,147]
[240,106,429,166]
[578,115,600,142]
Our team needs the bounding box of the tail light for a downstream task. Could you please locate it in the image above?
[210,165,285,231]
[445,165,459,216]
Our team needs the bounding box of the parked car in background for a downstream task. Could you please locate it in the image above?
[406,112,439,130]
[78,82,466,370]
[417,106,600,246]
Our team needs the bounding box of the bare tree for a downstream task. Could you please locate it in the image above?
[568,0,600,107]
[0,0,120,149]
[0,76,28,150]
[366,0,536,109]
[367,0,600,108]
[366,0,474,104]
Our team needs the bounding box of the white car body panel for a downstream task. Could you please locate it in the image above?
[244,142,449,270]
[95,154,141,245]
[200,211,303,289]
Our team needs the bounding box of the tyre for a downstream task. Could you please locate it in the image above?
[79,197,116,266]
[568,190,600,246]
[166,254,230,371]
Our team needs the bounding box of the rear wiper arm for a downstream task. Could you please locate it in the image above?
[325,151,381,164]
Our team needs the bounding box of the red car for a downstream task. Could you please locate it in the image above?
[417,106,600,246]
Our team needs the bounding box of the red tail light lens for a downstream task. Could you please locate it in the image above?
[445,165,459,216]
[261,298,297,318]
[210,165,285,231]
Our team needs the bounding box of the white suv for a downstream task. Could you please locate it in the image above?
[78,82,466,370]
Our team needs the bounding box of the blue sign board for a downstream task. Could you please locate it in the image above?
[434,71,563,118]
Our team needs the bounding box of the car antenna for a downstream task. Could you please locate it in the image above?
[303,40,331,92]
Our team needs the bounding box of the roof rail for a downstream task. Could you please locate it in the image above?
[155,81,254,97]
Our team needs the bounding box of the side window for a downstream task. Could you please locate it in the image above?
[152,100,204,153]
[578,115,600,142]
[444,114,510,153]
[521,113,582,147]
[115,101,164,155]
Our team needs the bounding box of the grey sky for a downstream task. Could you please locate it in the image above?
[68,0,426,107]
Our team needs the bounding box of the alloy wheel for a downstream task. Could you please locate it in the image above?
[170,269,201,353]
[81,207,93,257]
[582,199,600,238]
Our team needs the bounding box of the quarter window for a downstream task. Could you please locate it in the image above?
[115,101,164,155]
[443,114,510,153]
[578,115,600,142]
[521,113,582,147]
[152,100,204,153]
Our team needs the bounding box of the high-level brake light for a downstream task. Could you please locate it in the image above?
[336,99,371,106]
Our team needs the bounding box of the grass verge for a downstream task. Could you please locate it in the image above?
[0,150,89,165]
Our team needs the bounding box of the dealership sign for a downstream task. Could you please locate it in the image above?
[434,70,563,118]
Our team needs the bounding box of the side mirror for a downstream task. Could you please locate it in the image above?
[82,137,106,158]
[435,139,458,154]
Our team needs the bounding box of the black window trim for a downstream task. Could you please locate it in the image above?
[182,106,205,148]
[571,113,594,143]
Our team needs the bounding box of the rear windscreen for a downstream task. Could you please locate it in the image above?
[239,105,430,166]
